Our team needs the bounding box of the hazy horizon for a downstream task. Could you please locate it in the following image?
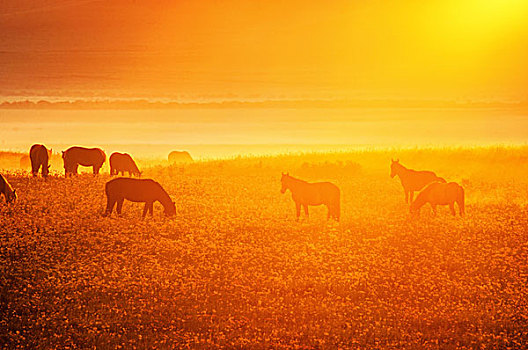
[1,107,527,159]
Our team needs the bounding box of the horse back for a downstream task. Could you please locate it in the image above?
[106,178,163,202]
[110,153,139,174]
[294,181,340,205]
[404,170,444,191]
[422,181,463,204]
[65,147,106,166]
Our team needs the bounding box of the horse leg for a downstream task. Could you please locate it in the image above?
[149,202,154,216]
[142,203,149,218]
[104,197,116,217]
[458,201,465,217]
[409,191,414,203]
[404,190,409,203]
[449,203,456,216]
[116,199,125,215]
[295,202,301,221]
[303,205,309,219]
[431,204,437,216]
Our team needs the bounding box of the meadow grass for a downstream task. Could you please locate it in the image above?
[1,146,527,348]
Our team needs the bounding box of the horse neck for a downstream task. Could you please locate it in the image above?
[395,164,410,179]
[1,175,12,194]
[412,191,427,208]
[286,177,309,195]
[155,187,172,208]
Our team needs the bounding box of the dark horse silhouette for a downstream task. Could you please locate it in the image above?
[104,178,176,218]
[30,144,51,178]
[0,174,16,203]
[410,181,465,216]
[281,173,340,221]
[110,152,141,177]
[168,151,193,164]
[390,159,446,203]
[62,146,106,176]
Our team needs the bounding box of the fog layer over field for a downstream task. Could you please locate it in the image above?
[1,108,527,159]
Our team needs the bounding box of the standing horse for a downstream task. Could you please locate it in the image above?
[0,174,17,203]
[410,181,465,216]
[30,144,51,178]
[280,173,340,221]
[390,159,446,203]
[104,178,176,218]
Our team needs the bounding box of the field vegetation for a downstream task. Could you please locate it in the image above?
[1,146,528,348]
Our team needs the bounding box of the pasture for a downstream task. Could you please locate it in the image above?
[1,146,528,348]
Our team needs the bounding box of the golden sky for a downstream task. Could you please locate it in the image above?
[1,0,527,101]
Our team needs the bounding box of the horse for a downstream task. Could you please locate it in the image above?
[30,144,51,178]
[0,174,17,203]
[62,146,106,176]
[109,152,141,177]
[410,181,465,216]
[390,159,446,203]
[103,178,176,218]
[280,173,340,221]
[168,151,193,164]
[19,155,31,170]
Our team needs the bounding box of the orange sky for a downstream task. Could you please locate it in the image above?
[1,0,527,101]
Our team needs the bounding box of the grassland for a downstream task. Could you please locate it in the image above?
[1,146,528,349]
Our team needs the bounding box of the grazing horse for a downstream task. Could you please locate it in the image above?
[410,181,465,216]
[168,151,193,164]
[0,174,17,203]
[110,152,141,177]
[390,159,446,203]
[280,173,340,221]
[62,146,106,176]
[104,178,176,218]
[30,144,51,177]
[19,155,31,170]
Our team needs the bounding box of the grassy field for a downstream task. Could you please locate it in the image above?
[1,146,528,348]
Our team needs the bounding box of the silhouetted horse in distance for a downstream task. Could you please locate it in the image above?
[0,174,16,203]
[281,173,340,221]
[19,155,31,170]
[62,147,106,176]
[168,151,193,164]
[390,159,446,203]
[110,152,141,177]
[410,182,465,216]
[30,144,51,178]
[104,178,176,218]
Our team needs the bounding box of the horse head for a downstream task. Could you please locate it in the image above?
[164,201,176,217]
[7,189,17,203]
[390,159,400,178]
[280,172,290,193]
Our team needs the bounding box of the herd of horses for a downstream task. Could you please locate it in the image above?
[280,158,465,221]
[1,144,465,220]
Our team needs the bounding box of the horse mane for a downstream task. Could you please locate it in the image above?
[1,174,14,193]
[394,162,409,172]
[286,175,308,184]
